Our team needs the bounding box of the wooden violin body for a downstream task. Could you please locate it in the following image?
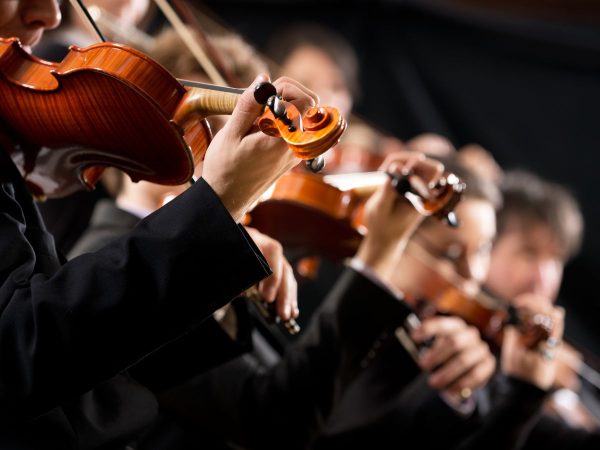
[247,170,464,261]
[431,285,553,349]
[0,37,345,198]
[248,171,365,260]
[408,245,553,349]
[0,38,205,197]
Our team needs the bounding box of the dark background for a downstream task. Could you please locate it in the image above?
[196,0,600,357]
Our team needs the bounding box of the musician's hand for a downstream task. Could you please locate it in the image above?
[502,294,565,390]
[203,75,319,222]
[355,152,444,287]
[412,316,496,394]
[245,227,299,321]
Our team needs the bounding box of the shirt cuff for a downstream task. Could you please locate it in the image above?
[439,390,478,417]
[347,257,405,302]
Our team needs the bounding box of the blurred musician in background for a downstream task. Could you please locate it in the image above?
[483,169,600,447]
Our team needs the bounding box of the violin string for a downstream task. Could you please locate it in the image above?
[69,0,107,43]
[576,360,600,390]
[153,0,226,85]
[559,348,600,390]
[177,78,244,94]
[170,0,242,87]
[86,5,155,52]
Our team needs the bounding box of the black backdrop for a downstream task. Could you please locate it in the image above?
[198,0,600,356]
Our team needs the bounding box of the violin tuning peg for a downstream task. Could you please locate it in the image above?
[387,171,414,195]
[271,96,286,117]
[444,211,460,228]
[305,155,326,173]
[268,96,294,129]
[254,81,277,105]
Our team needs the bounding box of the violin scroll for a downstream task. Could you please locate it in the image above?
[387,171,466,228]
[506,306,554,350]
[254,78,347,167]
[257,102,347,161]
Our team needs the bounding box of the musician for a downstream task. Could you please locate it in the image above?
[143,152,458,450]
[65,28,299,397]
[269,22,358,119]
[308,156,497,448]
[0,1,322,447]
[439,169,598,450]
[486,170,583,331]
[483,169,600,447]
[188,152,503,449]
[312,164,594,450]
[62,28,445,449]
[33,0,154,254]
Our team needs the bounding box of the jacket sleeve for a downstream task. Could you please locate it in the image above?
[0,175,270,420]
[158,267,412,449]
[458,375,600,450]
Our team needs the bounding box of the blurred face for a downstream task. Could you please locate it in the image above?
[90,0,149,26]
[0,0,61,50]
[281,45,353,117]
[403,198,497,299]
[486,220,564,303]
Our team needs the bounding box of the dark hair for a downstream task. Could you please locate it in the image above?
[433,155,502,210]
[496,170,584,260]
[267,23,360,98]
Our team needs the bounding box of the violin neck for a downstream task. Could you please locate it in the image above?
[323,171,387,196]
[174,85,241,122]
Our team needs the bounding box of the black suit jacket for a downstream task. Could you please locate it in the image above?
[69,199,256,391]
[155,267,413,450]
[69,200,415,450]
[314,334,600,450]
[0,151,270,448]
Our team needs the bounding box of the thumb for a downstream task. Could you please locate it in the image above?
[369,178,396,216]
[227,74,270,139]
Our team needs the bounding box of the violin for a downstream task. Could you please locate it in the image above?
[411,239,599,426]
[246,170,465,261]
[0,37,345,198]
[405,241,554,350]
